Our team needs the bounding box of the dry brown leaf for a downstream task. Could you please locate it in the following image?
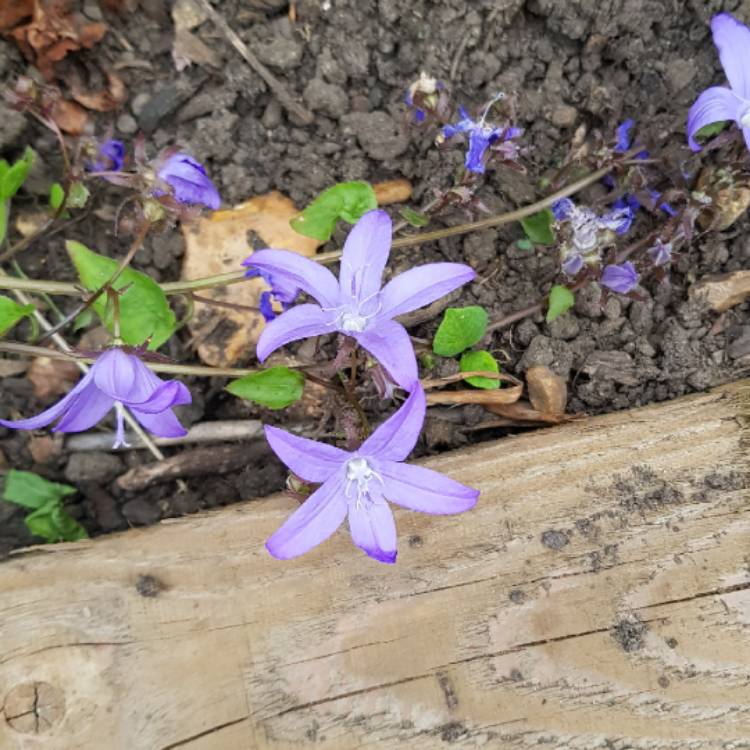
[373,179,412,206]
[0,0,33,31]
[28,356,80,399]
[50,97,89,134]
[70,70,127,112]
[696,167,750,231]
[9,0,107,81]
[691,270,750,313]
[425,384,523,406]
[486,400,576,425]
[15,211,49,238]
[172,27,221,71]
[181,191,321,367]
[526,366,567,416]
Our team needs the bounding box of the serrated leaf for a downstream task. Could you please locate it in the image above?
[225,366,304,409]
[0,295,35,336]
[1,147,35,199]
[67,240,176,349]
[3,469,76,510]
[695,120,728,140]
[25,499,88,543]
[290,181,378,242]
[399,207,429,227]
[433,306,488,357]
[546,284,575,323]
[520,208,555,246]
[460,349,500,389]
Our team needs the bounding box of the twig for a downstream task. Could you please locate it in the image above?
[196,0,314,125]
[116,441,270,492]
[450,27,473,82]
[65,419,271,451]
[38,223,150,343]
[0,165,614,299]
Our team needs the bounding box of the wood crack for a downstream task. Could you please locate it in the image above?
[158,716,248,750]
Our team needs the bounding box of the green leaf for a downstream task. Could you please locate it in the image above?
[546,284,575,323]
[290,181,378,242]
[25,499,88,543]
[0,295,35,337]
[1,147,35,199]
[50,181,89,215]
[694,120,728,140]
[460,349,500,389]
[520,208,555,246]
[49,182,65,211]
[399,207,429,227]
[433,306,488,357]
[515,238,533,251]
[67,240,176,349]
[225,367,304,409]
[3,469,76,511]
[0,199,7,246]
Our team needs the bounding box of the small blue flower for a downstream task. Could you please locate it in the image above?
[85,139,125,172]
[648,239,673,266]
[242,264,301,322]
[442,97,522,174]
[600,262,640,294]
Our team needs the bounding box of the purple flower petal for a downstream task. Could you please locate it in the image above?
[561,253,584,276]
[93,349,151,402]
[615,119,634,152]
[354,319,418,390]
[157,154,220,209]
[245,249,340,309]
[712,13,750,100]
[378,263,476,320]
[256,303,333,363]
[360,385,425,462]
[552,198,575,221]
[130,407,187,438]
[347,497,397,563]
[52,382,113,433]
[465,129,495,173]
[266,475,348,560]
[339,210,392,306]
[687,86,741,151]
[377,460,480,514]
[600,261,640,294]
[264,424,348,483]
[0,370,94,431]
[127,380,191,413]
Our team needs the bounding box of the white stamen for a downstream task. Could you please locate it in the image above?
[345,457,384,508]
[741,109,750,128]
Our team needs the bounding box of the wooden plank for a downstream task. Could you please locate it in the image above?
[0,381,748,750]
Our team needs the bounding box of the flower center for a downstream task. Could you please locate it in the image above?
[741,109,750,128]
[344,457,383,508]
[340,311,368,332]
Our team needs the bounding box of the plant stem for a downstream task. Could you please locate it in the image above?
[37,222,150,342]
[0,165,613,298]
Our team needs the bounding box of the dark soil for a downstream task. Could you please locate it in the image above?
[1,0,749,557]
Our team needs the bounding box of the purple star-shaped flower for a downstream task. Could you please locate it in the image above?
[244,210,476,390]
[264,385,479,563]
[241,265,301,322]
[156,153,220,210]
[687,13,750,151]
[442,105,522,174]
[600,261,640,294]
[0,348,191,448]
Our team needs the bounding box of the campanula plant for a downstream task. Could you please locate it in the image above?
[245,210,475,390]
[264,385,478,563]
[0,348,191,448]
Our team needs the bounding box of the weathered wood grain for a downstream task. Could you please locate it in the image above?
[1,382,748,749]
